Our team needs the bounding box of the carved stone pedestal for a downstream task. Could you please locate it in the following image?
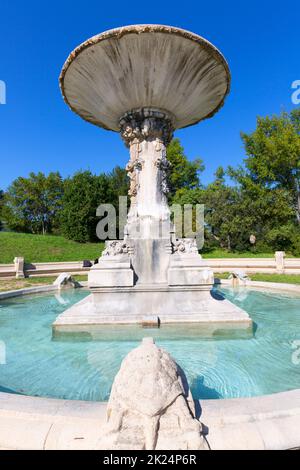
[88,108,215,291]
[89,259,134,288]
[89,244,134,288]
[53,107,252,332]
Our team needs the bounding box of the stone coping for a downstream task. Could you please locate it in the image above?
[201,389,300,450]
[0,279,300,449]
[0,281,88,300]
[0,278,299,300]
[219,278,300,295]
[0,389,299,450]
[0,284,58,300]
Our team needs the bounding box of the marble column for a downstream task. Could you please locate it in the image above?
[120,108,174,235]
[120,108,175,284]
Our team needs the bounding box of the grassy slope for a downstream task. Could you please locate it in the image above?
[0,232,104,264]
[0,232,295,264]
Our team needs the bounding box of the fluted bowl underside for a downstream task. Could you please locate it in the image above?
[60,25,230,131]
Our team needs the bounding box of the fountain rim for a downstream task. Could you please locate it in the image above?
[59,24,231,132]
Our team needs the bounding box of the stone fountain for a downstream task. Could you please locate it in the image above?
[53,25,251,333]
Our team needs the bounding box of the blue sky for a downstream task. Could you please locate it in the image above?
[0,0,298,190]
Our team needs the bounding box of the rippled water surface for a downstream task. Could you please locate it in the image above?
[0,286,299,400]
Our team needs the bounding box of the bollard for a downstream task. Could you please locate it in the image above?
[14,257,25,279]
[275,251,285,273]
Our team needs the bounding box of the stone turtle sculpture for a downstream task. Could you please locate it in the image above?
[97,337,208,450]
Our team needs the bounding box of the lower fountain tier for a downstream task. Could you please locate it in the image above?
[52,285,252,334]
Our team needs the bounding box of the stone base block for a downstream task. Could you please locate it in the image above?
[52,285,252,335]
[89,269,134,287]
[168,267,213,286]
[168,253,214,286]
[88,256,134,287]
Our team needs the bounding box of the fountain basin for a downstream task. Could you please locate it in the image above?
[0,284,299,402]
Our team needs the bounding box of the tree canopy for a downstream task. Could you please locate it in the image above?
[167,138,204,197]
[2,111,300,254]
[0,189,4,231]
[232,109,300,222]
[171,111,300,254]
[2,172,63,234]
[60,171,111,243]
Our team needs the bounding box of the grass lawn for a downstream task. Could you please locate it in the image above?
[0,232,296,264]
[214,272,300,284]
[202,249,276,258]
[0,232,104,264]
[0,275,88,292]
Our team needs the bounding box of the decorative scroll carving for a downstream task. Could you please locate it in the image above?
[173,238,198,254]
[121,107,173,223]
[102,240,130,256]
[155,146,171,195]
[126,161,137,197]
[126,153,144,197]
[120,108,174,147]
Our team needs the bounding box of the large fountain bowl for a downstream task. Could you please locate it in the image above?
[60,24,230,131]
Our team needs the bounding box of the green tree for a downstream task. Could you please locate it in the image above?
[60,171,111,243]
[265,224,300,253]
[106,166,129,239]
[173,165,294,252]
[173,168,251,251]
[236,109,300,223]
[107,165,129,206]
[203,169,245,251]
[167,138,204,198]
[213,166,226,186]
[224,110,300,252]
[172,167,247,251]
[0,189,4,231]
[3,172,63,234]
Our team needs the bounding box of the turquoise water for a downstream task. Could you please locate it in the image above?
[0,287,299,401]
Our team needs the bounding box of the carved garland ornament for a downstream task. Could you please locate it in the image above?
[119,108,174,147]
[155,149,171,195]
[172,238,199,254]
[102,240,130,256]
[120,108,174,197]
